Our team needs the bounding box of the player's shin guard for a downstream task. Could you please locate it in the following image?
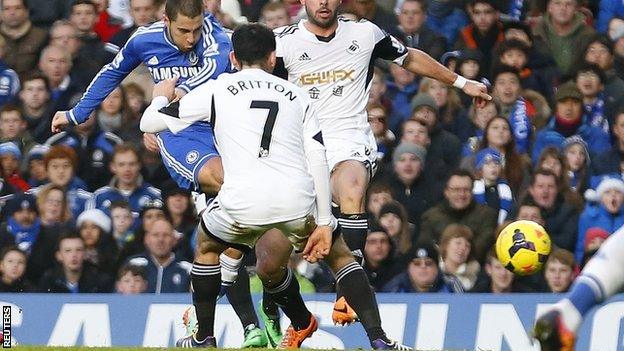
[338,213,368,265]
[263,268,311,330]
[191,263,221,340]
[225,264,260,328]
[336,262,386,342]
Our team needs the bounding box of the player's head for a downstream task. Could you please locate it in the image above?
[164,0,204,52]
[303,0,341,29]
[231,23,276,71]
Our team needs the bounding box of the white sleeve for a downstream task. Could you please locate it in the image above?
[140,96,177,133]
[140,82,216,134]
[302,102,333,227]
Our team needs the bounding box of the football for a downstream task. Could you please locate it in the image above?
[495,220,552,275]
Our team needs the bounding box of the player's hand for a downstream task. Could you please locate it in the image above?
[152,76,179,101]
[51,111,70,133]
[302,225,333,263]
[462,79,492,108]
[173,87,187,102]
[143,133,160,152]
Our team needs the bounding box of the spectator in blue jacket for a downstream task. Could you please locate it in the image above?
[382,240,464,293]
[532,81,611,164]
[0,36,20,108]
[593,109,624,175]
[576,175,624,262]
[598,0,624,33]
[125,218,191,293]
[88,143,161,225]
[386,64,419,134]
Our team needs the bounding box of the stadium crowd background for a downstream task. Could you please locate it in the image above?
[0,0,623,296]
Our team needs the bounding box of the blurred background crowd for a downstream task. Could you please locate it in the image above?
[0,0,623,296]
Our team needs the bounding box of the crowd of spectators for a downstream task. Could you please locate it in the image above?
[0,0,623,295]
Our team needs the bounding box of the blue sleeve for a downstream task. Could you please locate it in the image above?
[66,35,143,125]
[178,44,231,93]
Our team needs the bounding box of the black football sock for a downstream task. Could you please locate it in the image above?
[336,262,386,342]
[191,263,221,340]
[262,289,280,320]
[225,265,259,328]
[338,212,368,264]
[263,269,311,330]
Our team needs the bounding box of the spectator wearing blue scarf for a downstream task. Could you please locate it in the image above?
[0,193,40,255]
[472,148,513,224]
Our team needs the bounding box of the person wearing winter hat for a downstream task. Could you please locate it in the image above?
[25,144,49,187]
[77,208,118,275]
[562,135,590,194]
[363,224,403,292]
[382,240,464,293]
[576,175,624,262]
[378,201,414,257]
[410,93,462,182]
[383,142,439,226]
[532,81,610,164]
[0,141,29,191]
[0,193,40,255]
[472,147,513,224]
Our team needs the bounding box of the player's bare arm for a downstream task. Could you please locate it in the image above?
[402,47,492,104]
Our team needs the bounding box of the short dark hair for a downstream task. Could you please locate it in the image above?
[232,24,276,66]
[110,200,132,212]
[468,0,498,11]
[401,0,427,12]
[491,64,520,82]
[0,104,23,119]
[530,168,558,187]
[0,246,26,262]
[22,71,50,91]
[496,39,529,58]
[71,0,97,13]
[446,169,474,187]
[574,62,606,84]
[583,33,614,56]
[503,21,533,42]
[57,231,84,251]
[117,263,147,280]
[165,0,203,21]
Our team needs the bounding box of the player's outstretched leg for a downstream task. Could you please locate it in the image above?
[325,236,411,350]
[331,160,370,325]
[534,226,624,351]
[258,296,283,347]
[176,229,227,348]
[255,230,318,348]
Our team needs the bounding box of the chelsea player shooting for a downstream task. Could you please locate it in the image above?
[51,0,229,194]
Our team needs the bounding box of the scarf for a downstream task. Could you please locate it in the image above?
[508,98,531,154]
[584,93,608,133]
[97,111,123,132]
[555,113,582,137]
[7,218,40,255]
[473,179,513,224]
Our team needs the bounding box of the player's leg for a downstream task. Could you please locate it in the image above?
[331,160,370,261]
[197,157,223,194]
[534,226,624,350]
[324,235,411,350]
[255,229,317,348]
[330,159,371,325]
[176,226,227,348]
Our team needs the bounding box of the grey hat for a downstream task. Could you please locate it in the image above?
[393,142,427,164]
[410,93,438,115]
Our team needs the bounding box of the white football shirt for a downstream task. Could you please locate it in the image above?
[158,68,324,225]
[274,18,408,146]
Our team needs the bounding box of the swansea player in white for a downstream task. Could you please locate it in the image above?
[142,23,411,350]
[272,0,491,330]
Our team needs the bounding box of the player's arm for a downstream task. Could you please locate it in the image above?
[301,102,334,263]
[369,23,490,102]
[52,34,143,131]
[140,78,215,134]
